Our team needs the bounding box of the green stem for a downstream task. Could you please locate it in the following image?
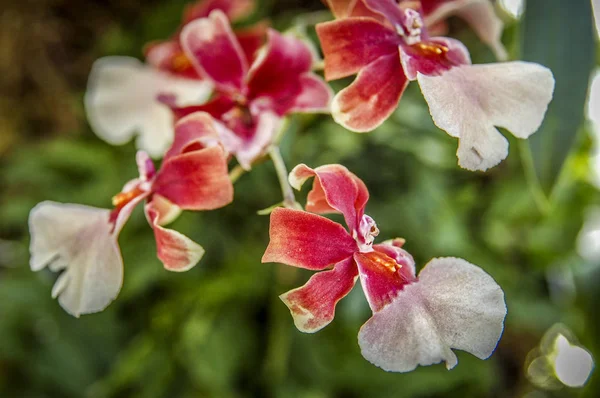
[229,164,245,183]
[519,141,551,215]
[268,146,300,209]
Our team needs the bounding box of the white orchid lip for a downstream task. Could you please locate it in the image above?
[358,257,507,373]
[417,61,555,171]
[84,56,212,158]
[28,202,124,317]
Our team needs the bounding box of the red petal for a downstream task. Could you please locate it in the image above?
[316,18,399,81]
[180,10,248,93]
[152,146,233,210]
[400,37,471,80]
[289,164,369,233]
[145,200,204,272]
[262,208,357,270]
[421,0,451,16]
[331,52,408,132]
[354,250,416,313]
[165,112,222,160]
[246,29,313,115]
[280,256,358,332]
[145,40,201,79]
[235,21,268,64]
[159,94,236,122]
[109,185,150,235]
[183,0,255,24]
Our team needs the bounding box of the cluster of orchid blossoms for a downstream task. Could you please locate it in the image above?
[28,0,555,373]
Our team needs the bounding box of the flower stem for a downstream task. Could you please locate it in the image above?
[229,165,245,184]
[519,141,551,215]
[268,146,301,209]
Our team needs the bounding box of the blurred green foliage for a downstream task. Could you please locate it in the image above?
[1,0,599,397]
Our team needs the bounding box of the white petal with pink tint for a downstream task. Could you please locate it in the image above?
[417,61,554,171]
[358,257,506,372]
[456,1,507,60]
[29,201,124,317]
[85,56,211,157]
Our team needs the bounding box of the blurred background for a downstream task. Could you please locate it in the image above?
[1,0,599,396]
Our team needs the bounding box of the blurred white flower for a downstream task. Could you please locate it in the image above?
[577,206,600,263]
[85,57,212,158]
[527,325,594,389]
[552,334,594,388]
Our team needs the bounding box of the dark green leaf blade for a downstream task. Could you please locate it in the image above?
[521,0,596,192]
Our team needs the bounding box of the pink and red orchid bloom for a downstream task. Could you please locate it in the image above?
[28,114,233,317]
[85,0,261,158]
[162,10,333,169]
[323,0,506,59]
[317,0,554,171]
[262,163,506,372]
[145,0,265,80]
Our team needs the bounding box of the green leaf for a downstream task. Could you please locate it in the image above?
[521,0,596,192]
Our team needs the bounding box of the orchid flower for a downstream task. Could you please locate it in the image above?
[85,0,261,158]
[262,164,506,372]
[163,10,333,169]
[145,0,264,79]
[323,0,506,59]
[28,114,233,317]
[316,0,554,171]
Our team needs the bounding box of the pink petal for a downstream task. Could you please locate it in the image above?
[136,150,156,181]
[160,94,236,122]
[331,53,408,132]
[109,184,150,235]
[399,37,471,81]
[287,74,333,114]
[235,22,268,64]
[29,202,124,317]
[358,257,506,372]
[422,0,507,60]
[149,193,182,226]
[145,200,204,272]
[362,0,406,26]
[354,250,416,313]
[280,257,358,333]
[231,110,282,169]
[152,146,233,210]
[289,164,369,233]
[417,62,554,171]
[316,18,400,81]
[246,29,314,115]
[145,40,201,79]
[262,208,358,270]
[183,0,255,24]
[180,10,248,93]
[164,112,223,160]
